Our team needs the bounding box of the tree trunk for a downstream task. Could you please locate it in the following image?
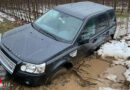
[121,0,124,15]
[114,0,117,11]
[128,0,130,12]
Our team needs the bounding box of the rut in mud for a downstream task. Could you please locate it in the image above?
[0,53,128,90]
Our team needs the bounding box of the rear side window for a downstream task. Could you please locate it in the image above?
[81,18,96,38]
[96,14,109,32]
[108,10,116,26]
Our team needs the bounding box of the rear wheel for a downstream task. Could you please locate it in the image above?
[45,67,67,84]
[110,34,114,39]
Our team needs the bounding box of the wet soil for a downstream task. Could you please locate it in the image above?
[0,54,128,90]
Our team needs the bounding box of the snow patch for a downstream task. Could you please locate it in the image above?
[113,59,126,65]
[106,74,117,82]
[98,34,130,83]
[124,69,130,82]
[99,87,118,90]
[98,40,130,60]
[124,61,130,82]
[0,12,15,21]
[0,17,3,22]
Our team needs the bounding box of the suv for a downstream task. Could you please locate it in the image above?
[0,1,116,86]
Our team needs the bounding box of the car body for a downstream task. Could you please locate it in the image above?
[0,1,116,86]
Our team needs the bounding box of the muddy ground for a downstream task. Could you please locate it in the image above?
[0,53,129,90]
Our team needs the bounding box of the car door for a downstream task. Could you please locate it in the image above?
[94,13,109,47]
[107,10,116,36]
[78,13,109,53]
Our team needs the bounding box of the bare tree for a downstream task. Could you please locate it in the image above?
[128,0,130,12]
[121,0,124,15]
[113,0,117,10]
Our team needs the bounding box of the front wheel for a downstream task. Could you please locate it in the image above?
[45,67,67,84]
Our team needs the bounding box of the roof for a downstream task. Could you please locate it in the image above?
[54,1,113,20]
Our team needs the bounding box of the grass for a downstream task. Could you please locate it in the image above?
[116,10,130,18]
[0,18,19,33]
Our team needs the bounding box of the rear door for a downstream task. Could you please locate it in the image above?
[93,13,110,47]
[107,10,116,36]
[78,13,109,52]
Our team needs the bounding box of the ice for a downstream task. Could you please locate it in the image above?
[0,12,15,21]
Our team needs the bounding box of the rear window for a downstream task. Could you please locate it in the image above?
[96,14,109,32]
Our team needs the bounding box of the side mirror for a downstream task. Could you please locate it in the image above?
[78,36,90,44]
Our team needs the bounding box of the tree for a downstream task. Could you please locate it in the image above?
[113,0,117,10]
[128,0,130,12]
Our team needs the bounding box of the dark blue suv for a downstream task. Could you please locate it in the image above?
[0,1,116,86]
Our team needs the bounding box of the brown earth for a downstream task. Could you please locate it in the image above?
[0,54,129,90]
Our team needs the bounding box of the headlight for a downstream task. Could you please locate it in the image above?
[20,62,46,74]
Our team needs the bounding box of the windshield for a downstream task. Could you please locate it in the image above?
[34,9,83,41]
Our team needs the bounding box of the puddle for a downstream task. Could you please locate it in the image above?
[82,59,110,80]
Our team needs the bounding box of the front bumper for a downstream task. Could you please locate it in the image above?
[0,47,47,86]
[13,71,46,86]
[0,49,16,74]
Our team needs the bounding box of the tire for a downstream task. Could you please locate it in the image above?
[111,34,114,39]
[45,67,67,84]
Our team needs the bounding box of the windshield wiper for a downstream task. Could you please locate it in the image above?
[32,23,70,43]
[41,29,59,41]
[32,23,59,41]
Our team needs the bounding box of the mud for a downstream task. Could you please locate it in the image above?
[0,54,128,90]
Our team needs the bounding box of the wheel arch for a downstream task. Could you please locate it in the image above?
[45,58,73,77]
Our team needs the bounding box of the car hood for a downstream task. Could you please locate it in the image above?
[1,24,72,64]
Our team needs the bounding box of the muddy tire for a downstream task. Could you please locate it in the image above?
[111,34,114,39]
[45,67,67,84]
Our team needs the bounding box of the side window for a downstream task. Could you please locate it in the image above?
[96,14,109,32]
[108,11,116,26]
[81,18,96,39]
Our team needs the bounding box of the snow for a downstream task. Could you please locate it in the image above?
[115,17,130,38]
[99,87,118,90]
[106,74,117,82]
[0,12,15,21]
[0,17,3,22]
[98,40,130,60]
[113,59,126,65]
[124,61,130,82]
[98,33,130,83]
[124,69,130,82]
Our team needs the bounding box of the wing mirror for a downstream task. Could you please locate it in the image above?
[78,36,90,44]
